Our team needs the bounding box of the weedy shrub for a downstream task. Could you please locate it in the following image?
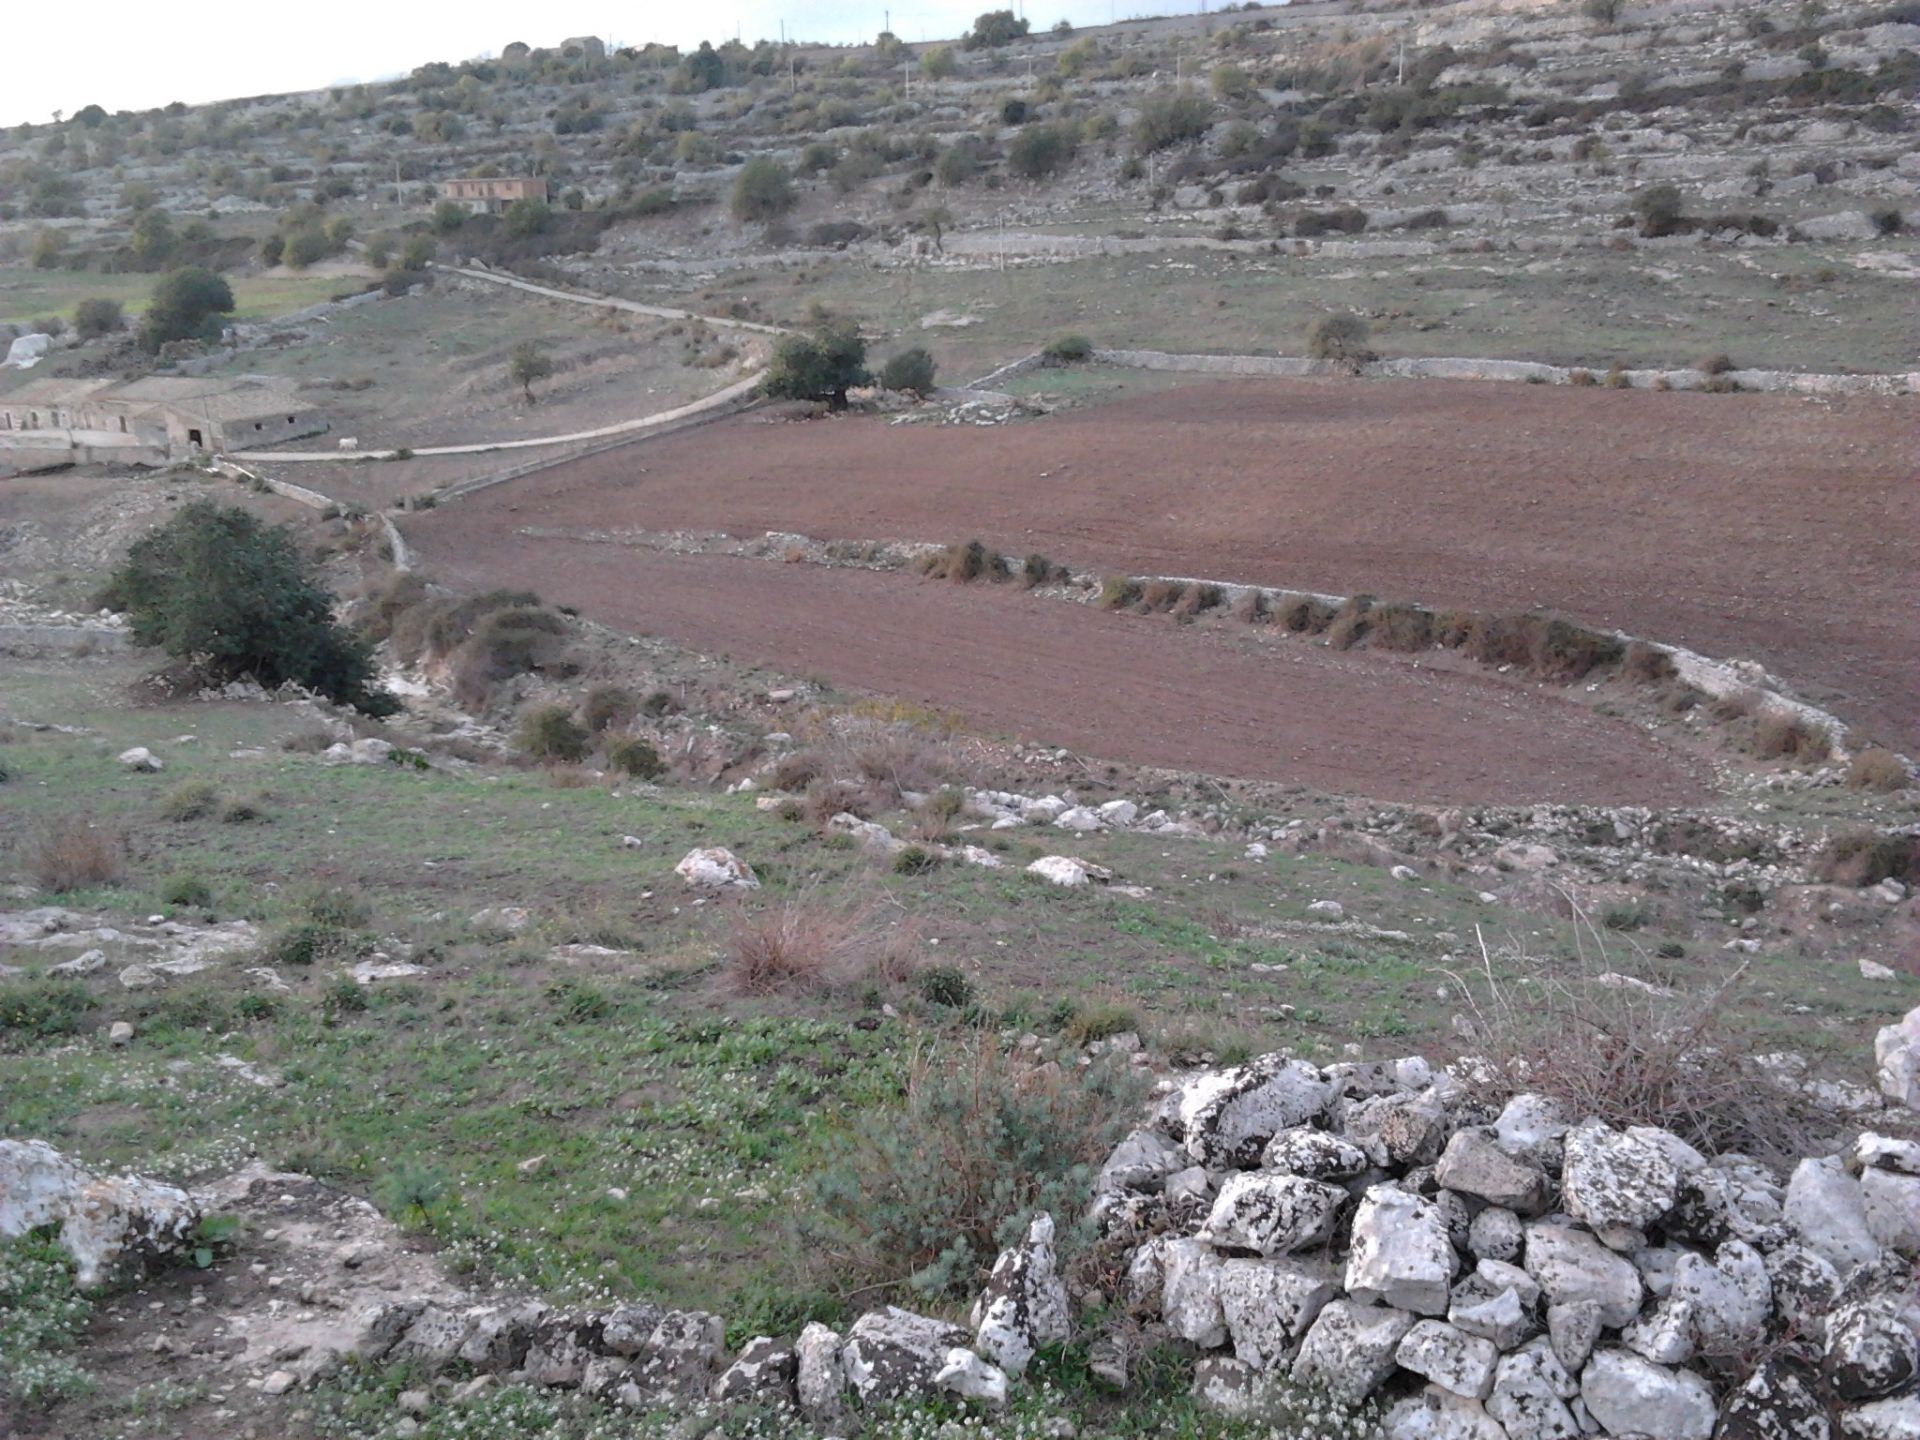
[518,703,590,763]
[1367,602,1435,652]
[377,1163,450,1229]
[720,896,915,996]
[1448,935,1824,1163]
[299,887,370,929]
[1620,640,1676,684]
[1306,312,1373,367]
[1815,829,1919,888]
[581,685,638,733]
[920,539,1009,583]
[0,1235,95,1406]
[1606,363,1631,388]
[1567,368,1598,386]
[1099,576,1142,610]
[160,778,220,821]
[1466,612,1622,681]
[1022,553,1066,588]
[767,749,829,793]
[893,844,940,876]
[605,734,665,780]
[1230,589,1269,624]
[1138,579,1184,613]
[1063,1002,1140,1045]
[810,1037,1150,1297]
[1325,595,1375,650]
[29,817,123,894]
[219,791,267,823]
[452,606,570,709]
[1171,582,1224,618]
[917,964,975,1009]
[1752,712,1833,764]
[1696,352,1735,376]
[160,873,214,908]
[265,922,360,967]
[1042,333,1094,363]
[546,977,614,1021]
[804,777,883,827]
[1847,747,1911,792]
[1275,594,1336,633]
[0,978,95,1044]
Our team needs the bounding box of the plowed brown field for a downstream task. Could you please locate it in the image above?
[404,378,1914,802]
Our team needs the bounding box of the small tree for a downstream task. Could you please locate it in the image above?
[400,235,436,270]
[1631,183,1685,237]
[879,348,938,397]
[138,267,234,353]
[28,228,65,270]
[364,234,393,269]
[965,9,1031,49]
[1306,312,1374,368]
[509,341,554,403]
[922,45,958,79]
[130,208,176,269]
[98,501,395,714]
[731,156,795,223]
[73,298,124,340]
[282,224,331,268]
[432,200,468,233]
[503,198,551,239]
[1008,123,1077,180]
[1583,0,1623,24]
[1134,89,1215,153]
[259,233,285,267]
[763,320,870,409]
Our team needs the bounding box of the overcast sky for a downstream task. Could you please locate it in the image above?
[7,1,1206,128]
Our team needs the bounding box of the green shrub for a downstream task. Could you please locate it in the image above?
[219,791,267,823]
[321,977,369,1020]
[1306,312,1373,365]
[810,1038,1148,1298]
[763,320,870,410]
[1815,830,1918,888]
[98,501,396,715]
[1098,575,1141,609]
[606,734,665,780]
[1134,89,1214,153]
[1008,123,1078,180]
[137,266,233,352]
[160,777,219,821]
[264,922,358,967]
[893,844,940,876]
[917,965,974,1008]
[1042,333,1093,363]
[1846,748,1911,792]
[160,873,214,908]
[731,157,795,222]
[1022,553,1064,588]
[73,297,124,340]
[920,539,1008,583]
[299,886,371,929]
[0,979,95,1043]
[581,685,638,733]
[519,703,590,762]
[878,347,938,397]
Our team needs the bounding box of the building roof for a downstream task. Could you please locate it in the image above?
[0,375,313,421]
[0,378,119,406]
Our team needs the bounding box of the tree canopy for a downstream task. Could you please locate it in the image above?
[99,501,396,715]
[762,320,870,409]
[138,267,233,352]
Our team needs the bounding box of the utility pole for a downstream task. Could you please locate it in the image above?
[904,59,912,99]
[1398,36,1406,85]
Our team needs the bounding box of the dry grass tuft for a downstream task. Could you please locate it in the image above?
[30,816,125,894]
[1230,589,1268,624]
[1815,829,1919,888]
[920,539,1009,584]
[1620,640,1677,685]
[1369,602,1435,652]
[1846,748,1912,793]
[719,893,918,996]
[1752,712,1833,765]
[1447,920,1826,1164]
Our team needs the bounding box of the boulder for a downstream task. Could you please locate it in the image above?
[629,1310,725,1401]
[1560,1119,1680,1235]
[673,847,758,890]
[1263,1127,1371,1180]
[1025,855,1111,888]
[1161,1236,1228,1347]
[1097,799,1139,827]
[1199,1172,1347,1256]
[934,1347,1008,1406]
[1581,1349,1717,1440]
[1216,1257,1340,1369]
[971,1212,1070,1377]
[1876,1006,1920,1109]
[1671,1239,1770,1351]
[1524,1223,1644,1328]
[795,1322,848,1425]
[1785,1157,1882,1273]
[1175,1055,1333,1169]
[1839,1396,1920,1439]
[1448,1274,1532,1349]
[841,1306,970,1402]
[1346,1185,1458,1316]
[1053,806,1103,832]
[1097,1127,1185,1193]
[1345,1090,1451,1167]
[0,1138,200,1288]
[117,747,163,772]
[1825,1297,1920,1401]
[1491,1094,1570,1161]
[1858,1168,1920,1253]
[1766,1244,1845,1340]
[1718,1358,1831,1440]
[1468,1207,1524,1263]
[1396,1319,1500,1399]
[1487,1342,1581,1440]
[1291,1299,1415,1403]
[1380,1386,1510,1439]
[1435,1129,1552,1215]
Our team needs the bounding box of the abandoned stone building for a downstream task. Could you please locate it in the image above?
[439,176,549,215]
[0,375,326,468]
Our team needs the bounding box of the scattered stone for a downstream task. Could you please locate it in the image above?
[971,1212,1070,1377]
[1025,856,1112,888]
[1346,1186,1458,1316]
[1580,1348,1717,1440]
[117,747,163,772]
[673,847,759,890]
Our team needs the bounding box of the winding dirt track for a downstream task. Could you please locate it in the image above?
[402,377,1913,802]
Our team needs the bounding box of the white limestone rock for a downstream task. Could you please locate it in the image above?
[1216,1257,1339,1370]
[1785,1157,1882,1274]
[841,1307,970,1403]
[1560,1119,1681,1236]
[1396,1319,1500,1399]
[934,1347,1008,1407]
[1524,1223,1645,1328]
[1199,1172,1347,1256]
[1435,1128,1552,1215]
[970,1212,1070,1377]
[1579,1348,1717,1440]
[1174,1055,1333,1169]
[1346,1185,1459,1316]
[0,1138,199,1288]
[1290,1299,1415,1404]
[673,847,759,890]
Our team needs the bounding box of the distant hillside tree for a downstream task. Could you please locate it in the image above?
[73,298,124,340]
[731,157,795,223]
[965,9,1031,49]
[1134,89,1215,152]
[879,347,937,397]
[763,320,870,409]
[138,267,233,352]
[509,341,554,403]
[1009,123,1078,180]
[99,501,396,715]
[503,198,551,239]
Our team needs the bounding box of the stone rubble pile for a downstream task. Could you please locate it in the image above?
[1093,1020,1920,1440]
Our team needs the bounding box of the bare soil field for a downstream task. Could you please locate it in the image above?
[414,378,1918,751]
[401,534,1704,806]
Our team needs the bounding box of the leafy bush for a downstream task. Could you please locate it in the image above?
[919,539,1008,583]
[605,734,665,780]
[1632,183,1686,238]
[878,347,938,397]
[0,978,95,1044]
[1846,748,1911,792]
[138,266,234,352]
[73,297,124,340]
[581,685,637,733]
[160,777,220,821]
[965,9,1031,48]
[811,1038,1149,1297]
[1134,89,1214,152]
[731,156,795,222]
[0,1235,94,1405]
[518,703,590,763]
[508,341,553,403]
[1752,712,1832,764]
[893,844,940,876]
[264,921,358,967]
[161,873,214,909]
[917,965,974,1008]
[99,501,396,715]
[1306,312,1373,365]
[29,817,123,894]
[1008,123,1078,180]
[1042,333,1094,364]
[763,320,870,409]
